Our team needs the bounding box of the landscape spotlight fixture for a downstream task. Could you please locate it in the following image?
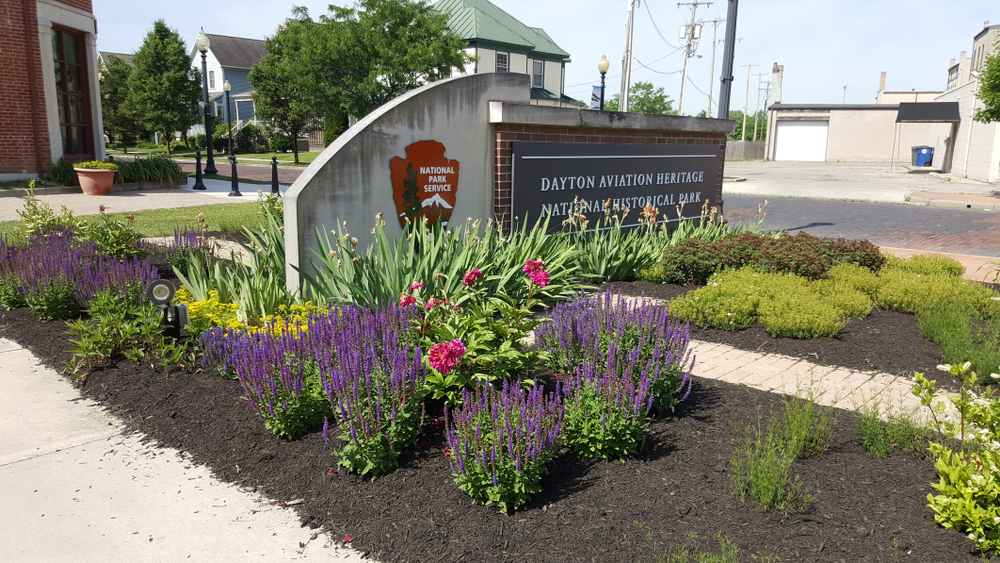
[598,55,610,110]
[147,279,187,338]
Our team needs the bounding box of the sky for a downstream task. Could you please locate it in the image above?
[94,0,997,116]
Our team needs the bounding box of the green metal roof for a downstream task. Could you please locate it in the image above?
[432,0,570,60]
[530,87,587,108]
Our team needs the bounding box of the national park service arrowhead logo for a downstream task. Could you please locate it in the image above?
[390,140,459,227]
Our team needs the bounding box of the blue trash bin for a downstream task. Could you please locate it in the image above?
[912,146,934,167]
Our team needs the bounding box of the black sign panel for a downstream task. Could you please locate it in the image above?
[511,142,721,230]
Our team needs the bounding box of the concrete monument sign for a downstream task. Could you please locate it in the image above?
[284,73,529,290]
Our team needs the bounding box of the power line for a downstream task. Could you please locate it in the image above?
[677,1,712,115]
[643,0,678,49]
[633,57,683,75]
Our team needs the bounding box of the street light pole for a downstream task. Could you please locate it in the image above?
[223,80,233,156]
[598,55,610,111]
[195,29,217,175]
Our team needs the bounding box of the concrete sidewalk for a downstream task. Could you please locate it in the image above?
[0,178,287,222]
[0,339,365,562]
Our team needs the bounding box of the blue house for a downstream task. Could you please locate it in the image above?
[188,34,267,132]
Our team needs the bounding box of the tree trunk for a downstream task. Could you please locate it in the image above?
[292,134,299,164]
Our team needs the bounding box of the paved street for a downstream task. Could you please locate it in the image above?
[724,194,1000,258]
[724,160,997,203]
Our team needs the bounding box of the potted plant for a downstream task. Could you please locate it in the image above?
[73,161,118,196]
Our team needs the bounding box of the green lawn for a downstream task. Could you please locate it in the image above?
[0,202,263,245]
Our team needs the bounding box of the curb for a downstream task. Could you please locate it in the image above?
[0,179,187,198]
[907,195,999,210]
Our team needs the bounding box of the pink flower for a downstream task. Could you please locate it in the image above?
[428,339,466,375]
[523,259,545,275]
[127,213,134,224]
[344,534,352,543]
[462,268,483,288]
[99,205,106,213]
[425,297,442,311]
[408,281,425,295]
[529,270,550,288]
[399,293,416,307]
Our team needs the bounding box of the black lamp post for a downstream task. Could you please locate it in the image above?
[223,79,233,156]
[195,29,218,175]
[598,55,610,111]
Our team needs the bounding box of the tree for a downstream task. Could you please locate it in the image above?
[298,0,473,118]
[249,19,323,164]
[974,41,1000,123]
[126,20,202,155]
[603,81,678,115]
[99,55,144,153]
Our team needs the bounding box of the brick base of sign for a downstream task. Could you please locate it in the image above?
[492,124,727,233]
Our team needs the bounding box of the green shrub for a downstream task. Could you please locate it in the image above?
[807,279,872,318]
[884,253,965,277]
[235,124,268,154]
[24,282,79,320]
[74,160,118,170]
[919,297,1000,378]
[875,269,994,313]
[114,155,185,184]
[269,136,294,153]
[45,158,78,186]
[187,134,206,149]
[757,293,846,339]
[826,262,884,297]
[667,267,859,338]
[0,277,26,310]
[653,232,884,285]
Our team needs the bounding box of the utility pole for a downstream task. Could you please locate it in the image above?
[716,0,739,119]
[752,74,770,141]
[740,63,757,141]
[704,18,725,118]
[677,1,711,116]
[842,85,848,104]
[620,0,637,112]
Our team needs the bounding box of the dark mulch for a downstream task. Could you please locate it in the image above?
[0,273,983,562]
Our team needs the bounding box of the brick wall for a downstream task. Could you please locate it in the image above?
[58,0,93,11]
[0,0,50,176]
[492,124,728,231]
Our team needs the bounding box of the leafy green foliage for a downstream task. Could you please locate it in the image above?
[74,160,118,170]
[294,0,473,118]
[126,20,201,156]
[0,277,26,310]
[974,40,1000,124]
[856,405,935,460]
[44,159,78,186]
[562,380,648,459]
[729,395,833,513]
[100,53,145,152]
[305,214,581,308]
[66,286,186,376]
[667,267,866,338]
[16,183,80,238]
[261,363,330,440]
[249,19,322,165]
[25,283,79,321]
[650,232,885,285]
[411,275,549,406]
[913,363,1000,552]
[114,155,186,184]
[602,81,677,115]
[80,207,146,258]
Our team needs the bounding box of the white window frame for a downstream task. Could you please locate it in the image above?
[496,52,508,73]
[209,70,215,89]
[532,60,544,88]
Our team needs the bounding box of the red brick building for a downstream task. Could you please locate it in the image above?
[0,0,104,180]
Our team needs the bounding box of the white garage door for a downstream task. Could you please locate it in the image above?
[774,121,829,162]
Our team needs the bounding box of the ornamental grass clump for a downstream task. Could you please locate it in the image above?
[311,303,426,478]
[445,379,564,513]
[536,291,693,415]
[200,320,331,440]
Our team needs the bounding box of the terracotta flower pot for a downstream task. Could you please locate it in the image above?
[74,168,116,196]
